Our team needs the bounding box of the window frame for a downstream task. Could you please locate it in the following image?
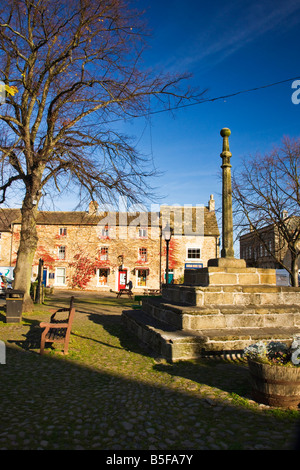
[136,269,147,287]
[187,247,201,260]
[58,245,66,260]
[59,227,67,236]
[100,246,109,261]
[138,227,147,239]
[101,225,109,238]
[138,247,147,262]
[98,268,109,286]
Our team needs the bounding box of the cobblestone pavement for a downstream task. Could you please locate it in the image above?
[0,291,299,451]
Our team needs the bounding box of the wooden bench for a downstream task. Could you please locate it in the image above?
[116,289,133,299]
[39,297,75,355]
[143,289,161,295]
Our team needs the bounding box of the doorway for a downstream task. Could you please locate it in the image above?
[118,269,127,290]
[42,268,48,286]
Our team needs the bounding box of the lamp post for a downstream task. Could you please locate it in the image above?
[36,258,44,304]
[163,223,172,285]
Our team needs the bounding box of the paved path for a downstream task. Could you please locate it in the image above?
[0,289,299,451]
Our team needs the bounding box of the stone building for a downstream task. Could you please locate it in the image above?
[0,196,219,292]
[239,217,300,273]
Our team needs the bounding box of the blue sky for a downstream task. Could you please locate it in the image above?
[115,0,300,213]
[5,0,300,216]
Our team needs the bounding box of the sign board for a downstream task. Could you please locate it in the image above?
[185,263,203,270]
[0,267,14,280]
[276,269,290,286]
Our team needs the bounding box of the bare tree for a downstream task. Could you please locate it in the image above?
[0,0,202,310]
[232,137,300,286]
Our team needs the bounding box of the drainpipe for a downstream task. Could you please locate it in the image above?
[9,223,14,267]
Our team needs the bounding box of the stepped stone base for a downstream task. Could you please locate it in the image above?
[122,260,300,362]
[122,284,300,362]
[122,305,300,362]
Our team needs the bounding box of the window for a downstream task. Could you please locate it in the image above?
[59,227,67,236]
[139,228,147,238]
[187,248,201,259]
[101,225,109,238]
[268,240,273,254]
[100,246,109,261]
[56,267,66,285]
[98,268,109,286]
[137,269,147,287]
[138,247,147,262]
[58,246,66,259]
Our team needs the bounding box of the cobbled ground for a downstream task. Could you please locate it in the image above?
[0,290,299,451]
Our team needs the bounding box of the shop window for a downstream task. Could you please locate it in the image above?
[137,269,147,287]
[98,268,109,286]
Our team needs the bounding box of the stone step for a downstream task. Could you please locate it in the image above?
[142,298,300,331]
[122,308,206,362]
[162,284,300,307]
[122,308,300,362]
[199,327,299,353]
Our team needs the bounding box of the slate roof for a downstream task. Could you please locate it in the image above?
[0,206,219,236]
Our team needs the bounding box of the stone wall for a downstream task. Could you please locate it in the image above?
[162,284,300,307]
[184,266,277,287]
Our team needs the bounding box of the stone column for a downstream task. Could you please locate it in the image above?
[220,128,234,258]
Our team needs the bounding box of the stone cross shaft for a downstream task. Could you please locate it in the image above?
[220,128,234,258]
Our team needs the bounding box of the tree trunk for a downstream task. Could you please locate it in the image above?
[13,191,39,312]
[291,254,299,287]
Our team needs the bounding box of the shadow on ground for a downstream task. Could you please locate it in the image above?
[1,291,300,450]
[86,307,252,400]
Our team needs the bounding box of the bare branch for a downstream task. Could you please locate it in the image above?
[233,137,300,285]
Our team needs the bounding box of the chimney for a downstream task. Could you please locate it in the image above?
[88,200,99,215]
[208,194,215,212]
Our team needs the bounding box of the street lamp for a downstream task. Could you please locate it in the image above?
[162,223,172,285]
